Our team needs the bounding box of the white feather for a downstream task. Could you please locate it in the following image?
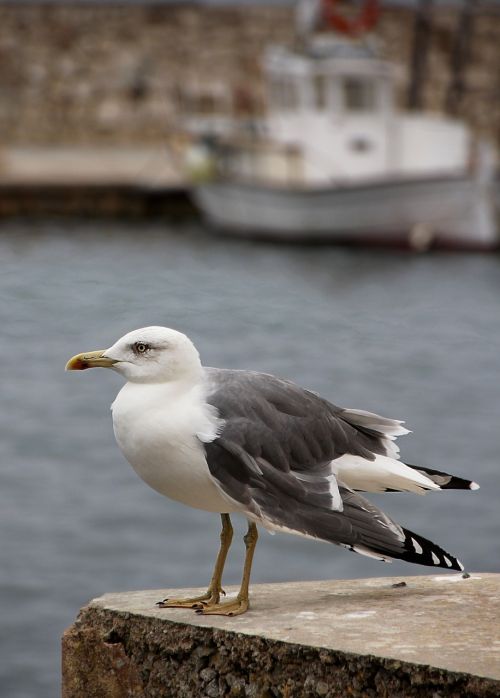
[111,379,239,513]
[339,542,392,562]
[331,453,440,494]
[293,468,343,511]
[343,408,410,437]
[342,408,410,460]
[411,537,423,554]
[351,545,392,562]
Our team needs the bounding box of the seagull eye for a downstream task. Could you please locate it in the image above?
[134,342,150,354]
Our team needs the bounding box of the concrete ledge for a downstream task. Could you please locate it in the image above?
[0,146,196,218]
[62,574,500,697]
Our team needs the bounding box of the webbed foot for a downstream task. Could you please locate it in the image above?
[195,595,248,616]
[156,587,224,609]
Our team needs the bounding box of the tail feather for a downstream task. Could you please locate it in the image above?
[407,464,479,491]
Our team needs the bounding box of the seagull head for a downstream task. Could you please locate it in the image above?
[66,326,202,384]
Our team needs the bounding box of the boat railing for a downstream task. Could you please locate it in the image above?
[208,135,305,187]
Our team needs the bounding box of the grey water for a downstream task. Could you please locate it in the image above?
[0,219,499,698]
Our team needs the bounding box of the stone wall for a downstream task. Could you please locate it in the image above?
[62,576,500,697]
[0,2,499,147]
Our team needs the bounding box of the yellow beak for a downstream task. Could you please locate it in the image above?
[65,350,116,371]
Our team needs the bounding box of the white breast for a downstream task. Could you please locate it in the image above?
[110,380,240,513]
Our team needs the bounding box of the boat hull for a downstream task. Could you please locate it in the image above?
[193,173,499,250]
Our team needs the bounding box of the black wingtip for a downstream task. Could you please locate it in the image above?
[407,464,479,491]
[399,528,464,571]
[443,475,480,491]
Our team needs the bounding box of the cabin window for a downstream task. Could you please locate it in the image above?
[313,74,327,110]
[349,136,373,153]
[343,77,376,111]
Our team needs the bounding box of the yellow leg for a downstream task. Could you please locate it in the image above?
[157,513,233,609]
[196,521,258,617]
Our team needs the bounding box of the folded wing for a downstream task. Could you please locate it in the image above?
[203,369,468,571]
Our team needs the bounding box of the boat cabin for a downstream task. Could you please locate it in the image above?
[184,34,472,188]
[258,36,470,185]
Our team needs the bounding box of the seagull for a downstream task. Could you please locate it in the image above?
[66,326,478,616]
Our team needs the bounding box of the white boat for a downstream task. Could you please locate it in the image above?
[185,3,499,250]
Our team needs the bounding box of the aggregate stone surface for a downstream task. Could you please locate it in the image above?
[63,574,500,697]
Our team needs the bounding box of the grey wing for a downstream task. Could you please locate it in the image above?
[204,367,387,513]
[203,369,404,550]
[203,369,464,570]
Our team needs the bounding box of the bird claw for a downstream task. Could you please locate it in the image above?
[191,600,209,611]
[156,598,200,609]
[195,597,248,617]
[156,589,222,609]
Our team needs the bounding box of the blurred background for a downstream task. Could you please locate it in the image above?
[0,1,499,697]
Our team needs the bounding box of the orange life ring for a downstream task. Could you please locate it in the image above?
[322,0,380,37]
